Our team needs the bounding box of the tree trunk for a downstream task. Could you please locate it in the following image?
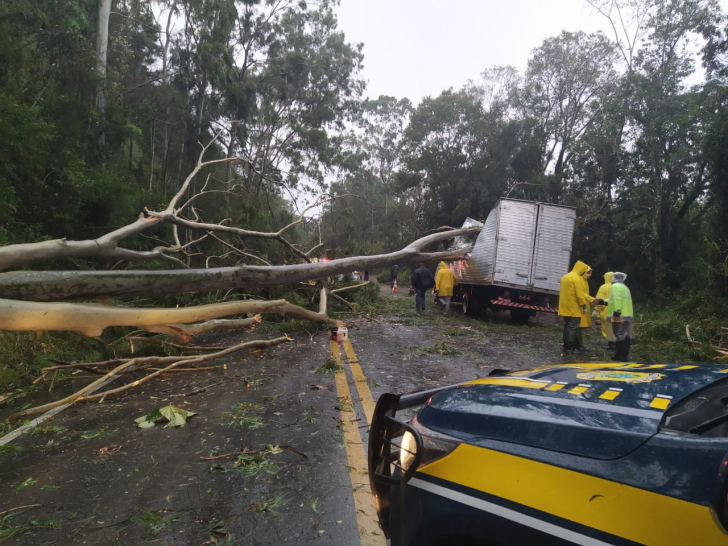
[0,299,285,336]
[0,229,478,301]
[95,0,113,150]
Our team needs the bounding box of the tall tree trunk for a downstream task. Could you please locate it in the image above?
[95,0,113,152]
[159,2,176,196]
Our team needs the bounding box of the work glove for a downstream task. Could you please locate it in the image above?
[612,310,622,318]
[593,298,604,306]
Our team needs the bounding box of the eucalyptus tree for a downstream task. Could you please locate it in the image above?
[621,0,721,291]
[396,87,521,229]
[242,1,364,202]
[321,95,413,254]
[519,31,619,185]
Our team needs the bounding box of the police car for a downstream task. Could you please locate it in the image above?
[368,362,728,545]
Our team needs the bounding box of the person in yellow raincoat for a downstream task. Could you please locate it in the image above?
[595,271,616,349]
[435,261,458,313]
[558,260,602,354]
[579,268,593,329]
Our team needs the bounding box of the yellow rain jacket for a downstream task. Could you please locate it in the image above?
[558,260,595,317]
[596,272,615,341]
[435,261,458,297]
[579,271,592,328]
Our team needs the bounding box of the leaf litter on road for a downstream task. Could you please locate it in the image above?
[135,405,196,428]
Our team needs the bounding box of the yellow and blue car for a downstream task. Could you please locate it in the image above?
[368,362,728,545]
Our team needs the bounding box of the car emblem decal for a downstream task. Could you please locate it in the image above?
[575,371,664,383]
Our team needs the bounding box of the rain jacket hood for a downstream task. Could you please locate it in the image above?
[603,272,614,284]
[435,261,458,297]
[558,260,596,317]
[607,273,633,318]
[572,260,590,277]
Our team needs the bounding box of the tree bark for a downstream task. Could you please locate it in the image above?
[142,315,262,344]
[0,229,477,301]
[95,0,113,149]
[0,299,286,336]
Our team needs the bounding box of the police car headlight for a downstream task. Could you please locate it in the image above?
[399,431,417,471]
[411,417,460,467]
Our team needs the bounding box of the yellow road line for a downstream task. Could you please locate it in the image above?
[330,341,386,546]
[342,339,377,424]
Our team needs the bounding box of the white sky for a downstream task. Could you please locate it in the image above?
[335,0,728,103]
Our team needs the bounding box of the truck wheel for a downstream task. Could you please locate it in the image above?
[510,309,532,325]
[462,294,475,316]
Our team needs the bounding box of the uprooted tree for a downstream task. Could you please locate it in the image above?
[0,134,477,422]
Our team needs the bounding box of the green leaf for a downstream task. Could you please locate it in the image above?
[135,405,196,428]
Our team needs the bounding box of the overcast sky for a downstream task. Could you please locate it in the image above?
[335,0,727,104]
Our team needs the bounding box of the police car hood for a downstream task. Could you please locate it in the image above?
[415,363,727,460]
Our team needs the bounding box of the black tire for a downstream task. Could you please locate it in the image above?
[462,293,476,316]
[510,308,532,325]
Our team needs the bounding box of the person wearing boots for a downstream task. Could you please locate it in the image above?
[558,260,601,354]
[606,272,633,361]
[411,264,435,311]
[577,267,594,351]
[390,264,399,290]
[435,261,458,313]
[596,271,616,350]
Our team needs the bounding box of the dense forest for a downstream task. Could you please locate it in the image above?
[2,0,728,301]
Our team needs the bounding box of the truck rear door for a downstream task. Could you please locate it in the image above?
[530,204,576,292]
[493,200,537,287]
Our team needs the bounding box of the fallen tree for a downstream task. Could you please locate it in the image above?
[0,133,477,422]
[0,229,476,301]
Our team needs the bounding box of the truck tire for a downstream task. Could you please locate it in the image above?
[510,308,533,325]
[462,294,475,316]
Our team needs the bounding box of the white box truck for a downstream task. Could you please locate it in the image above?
[451,199,576,323]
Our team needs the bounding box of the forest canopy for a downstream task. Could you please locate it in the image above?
[1,0,728,299]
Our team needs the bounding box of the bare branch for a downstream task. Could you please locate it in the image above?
[141,315,262,344]
[7,336,292,422]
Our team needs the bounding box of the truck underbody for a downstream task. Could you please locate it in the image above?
[452,283,557,324]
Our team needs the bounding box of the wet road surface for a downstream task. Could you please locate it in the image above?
[0,287,609,544]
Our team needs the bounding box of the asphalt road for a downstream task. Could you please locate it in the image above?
[0,287,608,545]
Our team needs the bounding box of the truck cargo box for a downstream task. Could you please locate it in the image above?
[455,199,576,295]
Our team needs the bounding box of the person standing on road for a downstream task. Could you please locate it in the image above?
[435,261,458,313]
[596,271,616,349]
[606,272,633,361]
[390,264,399,290]
[578,268,594,349]
[411,264,435,311]
[558,260,601,354]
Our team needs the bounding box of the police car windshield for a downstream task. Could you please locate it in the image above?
[663,378,728,437]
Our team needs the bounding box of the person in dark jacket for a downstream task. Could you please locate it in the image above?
[390,264,399,290]
[411,264,436,311]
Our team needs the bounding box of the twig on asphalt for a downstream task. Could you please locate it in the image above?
[199,452,238,460]
[282,445,307,458]
[0,504,41,517]
[172,379,226,398]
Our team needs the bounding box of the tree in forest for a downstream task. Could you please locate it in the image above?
[519,31,619,190]
[396,85,542,229]
[320,95,414,255]
[618,0,720,291]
